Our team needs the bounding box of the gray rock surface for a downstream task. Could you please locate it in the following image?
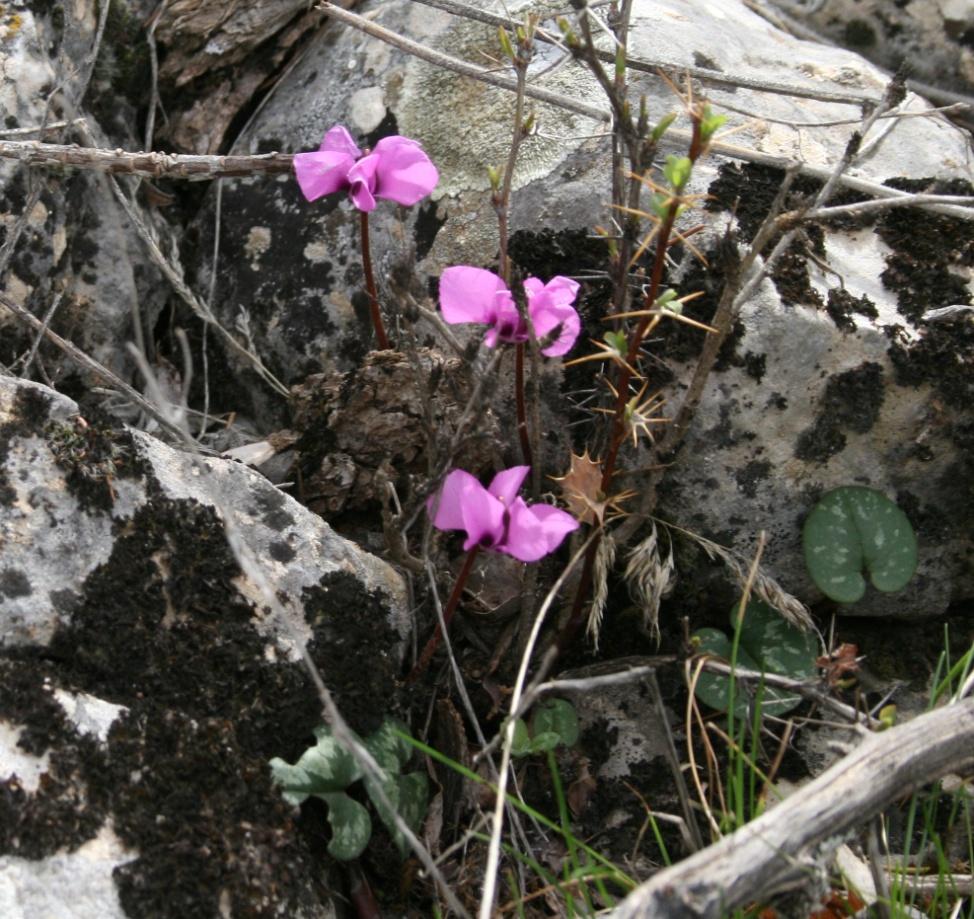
[781,0,974,97]
[196,0,973,617]
[0,375,406,917]
[0,2,172,389]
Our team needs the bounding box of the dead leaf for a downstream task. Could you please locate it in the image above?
[567,758,598,818]
[816,642,860,687]
[551,450,605,525]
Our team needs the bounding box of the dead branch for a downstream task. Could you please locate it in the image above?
[0,139,295,180]
[609,695,974,919]
[0,292,204,448]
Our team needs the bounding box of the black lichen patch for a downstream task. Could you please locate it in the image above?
[794,362,885,463]
[414,199,447,262]
[735,459,772,499]
[0,658,109,859]
[743,351,767,383]
[302,571,402,735]
[28,495,331,917]
[186,176,343,396]
[0,568,31,598]
[109,711,312,919]
[876,177,974,323]
[826,288,878,332]
[886,316,974,411]
[45,409,150,514]
[844,19,877,48]
[668,235,744,370]
[706,163,870,309]
[2,387,50,503]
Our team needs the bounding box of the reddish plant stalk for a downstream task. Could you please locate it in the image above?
[406,546,480,682]
[556,119,705,655]
[515,342,532,466]
[359,210,389,350]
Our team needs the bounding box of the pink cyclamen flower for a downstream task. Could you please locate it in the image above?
[293,124,439,212]
[428,466,579,562]
[439,266,581,357]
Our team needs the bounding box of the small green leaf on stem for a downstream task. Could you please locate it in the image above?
[651,112,676,144]
[498,26,515,61]
[604,329,628,355]
[615,45,626,80]
[698,105,727,142]
[663,154,692,191]
[533,698,580,748]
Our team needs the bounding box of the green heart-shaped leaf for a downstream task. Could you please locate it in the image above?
[532,698,579,750]
[692,600,818,717]
[294,726,363,791]
[803,486,917,604]
[510,718,533,758]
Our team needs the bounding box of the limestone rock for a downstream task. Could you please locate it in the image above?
[194,0,973,617]
[785,0,974,97]
[0,375,407,917]
[0,3,172,394]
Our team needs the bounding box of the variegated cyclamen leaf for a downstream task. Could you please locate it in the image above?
[364,771,429,857]
[803,486,917,604]
[268,758,313,805]
[296,727,363,791]
[322,792,371,861]
[692,600,818,717]
[364,718,413,774]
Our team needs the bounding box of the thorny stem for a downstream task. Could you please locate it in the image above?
[407,545,480,682]
[557,114,706,656]
[359,210,389,350]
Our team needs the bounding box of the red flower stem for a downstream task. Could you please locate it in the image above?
[359,210,389,350]
[406,546,480,682]
[515,341,532,466]
[556,117,706,656]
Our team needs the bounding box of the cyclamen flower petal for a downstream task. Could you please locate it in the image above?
[525,276,582,357]
[502,498,579,562]
[372,136,440,206]
[347,153,379,212]
[439,266,507,326]
[320,124,362,160]
[428,466,579,561]
[294,125,438,211]
[459,487,505,552]
[293,125,363,201]
[427,469,481,532]
[439,270,580,355]
[487,466,530,506]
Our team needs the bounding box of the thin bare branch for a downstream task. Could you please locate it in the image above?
[0,292,203,447]
[409,0,879,106]
[0,139,295,179]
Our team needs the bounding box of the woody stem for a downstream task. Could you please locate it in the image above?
[359,210,389,350]
[407,546,481,682]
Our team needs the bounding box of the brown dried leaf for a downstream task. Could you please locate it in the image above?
[816,642,860,687]
[552,450,605,525]
[567,758,598,818]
